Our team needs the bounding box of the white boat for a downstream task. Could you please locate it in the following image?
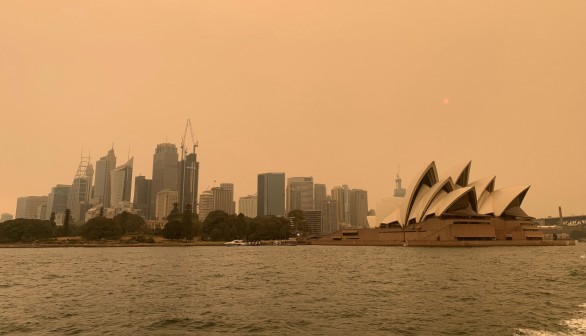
[224,239,246,246]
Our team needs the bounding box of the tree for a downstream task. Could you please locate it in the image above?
[82,217,123,240]
[112,211,147,234]
[49,212,56,227]
[162,220,182,239]
[0,219,54,243]
[181,204,194,240]
[287,209,309,234]
[63,209,71,237]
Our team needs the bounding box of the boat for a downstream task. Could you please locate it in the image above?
[224,239,246,246]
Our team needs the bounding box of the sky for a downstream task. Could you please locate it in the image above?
[1,1,585,218]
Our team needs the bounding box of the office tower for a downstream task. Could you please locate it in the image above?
[314,183,327,211]
[349,189,369,228]
[133,176,151,218]
[178,152,199,212]
[150,143,179,219]
[304,210,323,236]
[321,198,338,234]
[15,196,48,219]
[331,186,347,224]
[394,173,406,197]
[36,204,47,221]
[67,155,94,222]
[0,213,13,223]
[155,189,178,220]
[238,195,257,218]
[110,157,133,209]
[198,190,214,221]
[286,177,314,212]
[46,184,71,220]
[257,172,285,217]
[93,147,116,207]
[213,183,235,214]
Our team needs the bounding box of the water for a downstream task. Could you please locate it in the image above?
[1,244,585,335]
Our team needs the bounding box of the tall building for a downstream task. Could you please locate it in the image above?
[257,172,285,217]
[238,194,257,218]
[349,189,369,228]
[150,143,179,219]
[93,148,116,207]
[331,186,348,224]
[314,183,327,211]
[178,152,199,212]
[321,198,338,234]
[15,196,48,219]
[110,157,133,209]
[286,177,314,212]
[133,176,151,218]
[394,173,406,197]
[0,213,13,223]
[198,190,214,221]
[304,210,323,236]
[67,155,94,222]
[213,183,235,214]
[155,189,178,220]
[46,184,71,220]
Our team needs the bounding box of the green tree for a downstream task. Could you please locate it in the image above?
[0,219,54,243]
[201,210,229,240]
[287,209,309,234]
[62,209,71,237]
[180,204,195,240]
[162,220,182,239]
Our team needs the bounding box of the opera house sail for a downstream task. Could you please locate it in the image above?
[315,161,574,246]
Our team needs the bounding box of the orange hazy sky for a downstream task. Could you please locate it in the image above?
[1,1,585,218]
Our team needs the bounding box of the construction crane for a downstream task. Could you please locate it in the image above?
[179,119,199,212]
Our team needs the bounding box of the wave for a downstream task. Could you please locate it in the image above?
[514,303,586,336]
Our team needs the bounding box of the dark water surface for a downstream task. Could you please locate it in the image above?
[1,244,585,335]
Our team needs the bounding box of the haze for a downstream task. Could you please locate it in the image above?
[1,1,585,218]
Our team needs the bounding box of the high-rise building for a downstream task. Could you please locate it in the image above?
[178,152,199,212]
[238,194,257,218]
[93,148,116,207]
[133,176,151,218]
[321,198,338,234]
[67,155,94,222]
[314,184,327,211]
[0,213,13,223]
[304,210,323,236]
[394,174,406,197]
[198,190,214,221]
[331,186,348,224]
[286,177,314,213]
[213,183,235,214]
[257,173,285,217]
[15,196,48,219]
[349,189,369,228]
[155,189,178,220]
[150,143,179,219]
[110,157,133,209]
[46,184,71,220]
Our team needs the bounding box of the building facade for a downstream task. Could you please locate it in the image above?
[93,148,116,207]
[16,196,48,219]
[314,183,327,211]
[286,177,314,213]
[67,155,94,222]
[321,198,339,234]
[178,152,199,212]
[155,189,179,220]
[304,210,323,236]
[198,190,214,221]
[46,184,71,220]
[238,194,257,218]
[133,176,151,218]
[110,157,133,209]
[257,173,285,217]
[0,213,13,223]
[349,189,369,228]
[150,143,179,219]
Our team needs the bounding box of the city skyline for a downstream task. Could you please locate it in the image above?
[1,1,585,218]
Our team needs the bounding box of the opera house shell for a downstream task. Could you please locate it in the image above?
[315,161,573,246]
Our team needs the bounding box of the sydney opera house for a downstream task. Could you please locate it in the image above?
[315,161,573,246]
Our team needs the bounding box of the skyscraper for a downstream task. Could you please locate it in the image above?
[349,189,369,228]
[155,189,178,220]
[331,186,347,224]
[46,184,71,220]
[314,183,327,211]
[150,143,178,219]
[110,157,133,209]
[304,210,323,236]
[198,190,214,221]
[133,176,151,218]
[238,194,257,218]
[286,177,314,212]
[15,196,48,219]
[0,213,13,223]
[214,183,235,214]
[93,147,116,207]
[67,155,94,222]
[178,152,199,212]
[257,172,285,217]
[321,198,339,234]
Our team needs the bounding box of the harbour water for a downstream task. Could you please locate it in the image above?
[1,244,585,335]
